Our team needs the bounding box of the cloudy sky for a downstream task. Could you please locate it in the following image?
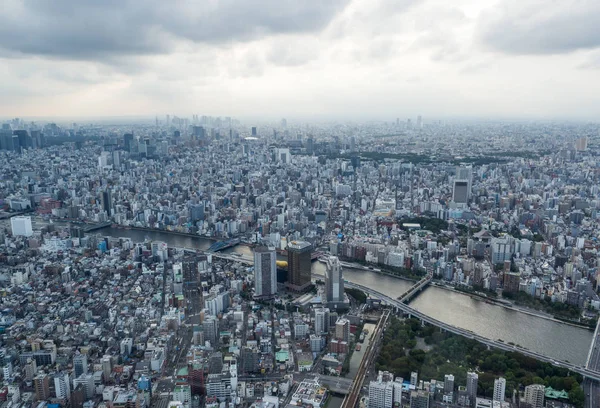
[1,0,600,121]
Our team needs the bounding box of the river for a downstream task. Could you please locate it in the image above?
[409,286,592,365]
[93,227,593,365]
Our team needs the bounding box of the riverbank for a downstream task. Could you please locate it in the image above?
[431,283,594,331]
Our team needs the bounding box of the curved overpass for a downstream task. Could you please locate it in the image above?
[346,281,600,382]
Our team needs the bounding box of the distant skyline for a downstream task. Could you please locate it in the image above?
[1,0,600,120]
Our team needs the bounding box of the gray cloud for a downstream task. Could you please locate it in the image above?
[479,0,600,55]
[0,0,349,60]
[266,38,319,67]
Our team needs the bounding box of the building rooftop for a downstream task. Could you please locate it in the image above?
[287,241,312,251]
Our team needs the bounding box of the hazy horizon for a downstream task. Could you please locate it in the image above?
[3,114,598,126]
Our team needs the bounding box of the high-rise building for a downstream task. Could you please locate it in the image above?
[335,318,350,342]
[416,115,423,129]
[368,378,393,408]
[493,377,505,402]
[138,374,152,394]
[189,360,205,396]
[173,384,192,406]
[452,180,469,204]
[3,362,13,381]
[241,346,260,373]
[11,135,20,153]
[11,216,33,237]
[24,358,37,382]
[286,241,312,292]
[202,315,219,347]
[444,374,454,394]
[251,127,257,136]
[0,125,14,151]
[189,203,204,222]
[14,130,31,150]
[453,166,473,205]
[54,372,71,399]
[325,255,344,303]
[30,130,44,148]
[254,246,277,298]
[70,385,85,408]
[503,272,521,294]
[34,373,50,401]
[192,126,206,140]
[276,148,291,164]
[410,372,418,387]
[73,373,95,399]
[393,379,403,405]
[101,189,112,216]
[102,355,112,380]
[204,291,230,316]
[466,372,478,405]
[73,352,88,379]
[306,137,314,155]
[314,308,330,335]
[523,384,545,408]
[456,165,473,188]
[120,338,133,355]
[491,236,514,264]
[123,133,134,152]
[575,136,588,151]
[409,390,430,408]
[112,150,120,168]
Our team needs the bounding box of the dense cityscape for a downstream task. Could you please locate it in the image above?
[0,117,599,408]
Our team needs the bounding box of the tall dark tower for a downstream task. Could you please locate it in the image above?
[286,241,312,292]
[123,133,134,152]
[101,189,112,216]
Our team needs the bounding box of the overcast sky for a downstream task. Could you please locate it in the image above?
[1,0,600,121]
